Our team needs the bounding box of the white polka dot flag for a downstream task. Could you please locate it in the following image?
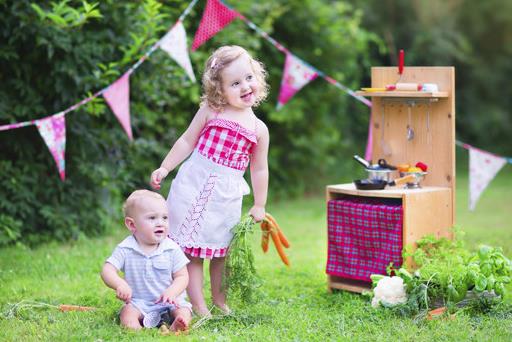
[277,53,318,110]
[468,145,507,211]
[35,112,66,181]
[191,0,242,51]
[159,21,196,82]
[103,72,133,141]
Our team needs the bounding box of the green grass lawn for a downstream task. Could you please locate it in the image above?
[1,166,511,341]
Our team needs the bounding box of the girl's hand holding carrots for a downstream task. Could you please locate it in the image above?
[249,205,266,222]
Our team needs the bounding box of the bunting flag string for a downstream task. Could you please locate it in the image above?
[1,0,510,213]
[208,0,372,158]
[0,0,200,180]
[218,0,372,108]
[0,120,36,132]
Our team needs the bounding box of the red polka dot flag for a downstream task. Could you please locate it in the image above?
[191,0,242,51]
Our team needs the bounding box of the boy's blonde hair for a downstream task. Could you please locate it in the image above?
[201,45,269,112]
[123,189,165,217]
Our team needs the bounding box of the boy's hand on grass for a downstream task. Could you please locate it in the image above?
[150,167,169,190]
[249,205,266,222]
[116,283,132,303]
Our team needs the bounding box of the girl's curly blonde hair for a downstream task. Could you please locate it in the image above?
[201,45,269,112]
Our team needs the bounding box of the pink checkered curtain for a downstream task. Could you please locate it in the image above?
[277,53,318,110]
[191,0,242,51]
[469,146,507,211]
[160,21,196,82]
[103,72,133,140]
[35,112,66,180]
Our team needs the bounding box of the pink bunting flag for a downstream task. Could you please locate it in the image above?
[191,0,242,51]
[468,146,507,211]
[277,53,318,110]
[160,21,196,82]
[35,112,66,180]
[103,72,133,140]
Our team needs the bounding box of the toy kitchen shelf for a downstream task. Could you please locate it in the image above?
[326,67,455,293]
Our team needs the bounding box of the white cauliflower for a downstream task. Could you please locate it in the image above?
[371,276,407,308]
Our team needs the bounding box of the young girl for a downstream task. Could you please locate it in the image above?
[150,45,269,316]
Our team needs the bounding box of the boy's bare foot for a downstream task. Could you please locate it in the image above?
[169,315,189,332]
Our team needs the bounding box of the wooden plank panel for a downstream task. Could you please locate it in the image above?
[402,189,453,248]
[369,67,455,226]
[328,275,371,293]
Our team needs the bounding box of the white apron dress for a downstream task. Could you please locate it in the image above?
[167,115,257,259]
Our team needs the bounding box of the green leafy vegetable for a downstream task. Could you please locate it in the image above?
[371,234,512,317]
[223,215,261,304]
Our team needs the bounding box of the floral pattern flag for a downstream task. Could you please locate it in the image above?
[191,0,242,51]
[35,112,66,180]
[469,146,507,211]
[103,72,133,140]
[160,21,196,82]
[277,53,318,110]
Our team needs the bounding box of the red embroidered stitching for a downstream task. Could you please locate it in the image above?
[178,174,217,243]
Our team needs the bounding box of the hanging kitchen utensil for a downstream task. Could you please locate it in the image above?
[354,174,415,190]
[407,102,415,141]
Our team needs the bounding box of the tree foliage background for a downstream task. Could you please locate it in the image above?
[0,0,510,245]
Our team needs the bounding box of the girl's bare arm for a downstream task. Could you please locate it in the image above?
[249,119,269,221]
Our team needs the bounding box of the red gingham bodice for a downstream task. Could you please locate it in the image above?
[196,118,257,171]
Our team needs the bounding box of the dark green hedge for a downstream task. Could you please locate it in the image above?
[0,0,375,245]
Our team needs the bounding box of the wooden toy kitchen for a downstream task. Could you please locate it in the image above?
[326,66,455,293]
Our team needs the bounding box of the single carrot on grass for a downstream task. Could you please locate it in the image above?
[59,304,96,312]
[270,229,290,266]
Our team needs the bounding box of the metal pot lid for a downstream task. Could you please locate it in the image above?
[366,165,393,171]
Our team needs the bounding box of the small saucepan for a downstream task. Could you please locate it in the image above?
[353,155,397,182]
[354,174,416,190]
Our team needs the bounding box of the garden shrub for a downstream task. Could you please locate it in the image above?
[0,0,374,245]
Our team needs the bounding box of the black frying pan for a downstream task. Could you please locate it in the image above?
[354,174,415,190]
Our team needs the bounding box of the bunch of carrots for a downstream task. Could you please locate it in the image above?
[260,213,290,266]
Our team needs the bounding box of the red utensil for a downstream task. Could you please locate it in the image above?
[397,49,404,82]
